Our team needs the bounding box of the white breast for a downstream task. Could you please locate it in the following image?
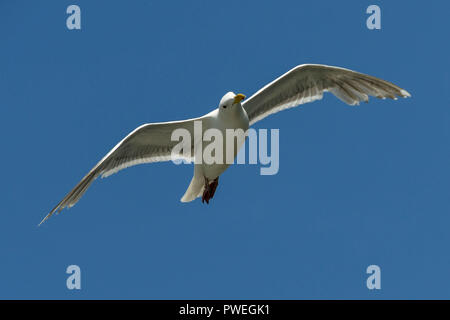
[200,105,249,180]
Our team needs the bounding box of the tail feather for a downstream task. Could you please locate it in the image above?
[180,174,204,203]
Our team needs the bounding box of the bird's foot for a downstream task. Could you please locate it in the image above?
[209,177,219,199]
[201,177,219,204]
[202,177,210,204]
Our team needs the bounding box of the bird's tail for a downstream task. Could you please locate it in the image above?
[180,173,204,202]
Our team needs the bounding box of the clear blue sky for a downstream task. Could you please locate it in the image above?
[0,0,449,299]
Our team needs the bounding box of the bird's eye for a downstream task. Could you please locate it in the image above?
[223,105,227,109]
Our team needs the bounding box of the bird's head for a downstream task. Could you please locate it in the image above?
[218,92,246,112]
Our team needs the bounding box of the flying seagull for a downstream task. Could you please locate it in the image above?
[40,64,410,225]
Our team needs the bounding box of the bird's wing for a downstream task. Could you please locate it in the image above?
[40,117,199,225]
[242,64,411,125]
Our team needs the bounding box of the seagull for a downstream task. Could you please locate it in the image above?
[40,64,411,225]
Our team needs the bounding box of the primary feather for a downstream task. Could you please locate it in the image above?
[39,118,197,225]
[243,64,410,125]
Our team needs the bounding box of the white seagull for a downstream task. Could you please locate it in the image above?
[40,64,410,225]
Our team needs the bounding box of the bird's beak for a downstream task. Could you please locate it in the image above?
[233,93,246,104]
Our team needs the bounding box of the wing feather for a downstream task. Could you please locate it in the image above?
[40,117,199,225]
[243,64,410,125]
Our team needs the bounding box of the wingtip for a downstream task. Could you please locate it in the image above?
[38,216,48,227]
[400,89,411,98]
[38,212,53,227]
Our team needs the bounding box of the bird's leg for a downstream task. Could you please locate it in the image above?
[202,177,210,204]
[201,177,219,204]
[209,177,219,199]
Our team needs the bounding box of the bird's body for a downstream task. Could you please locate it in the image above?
[200,99,250,180]
[181,92,250,203]
[40,64,411,225]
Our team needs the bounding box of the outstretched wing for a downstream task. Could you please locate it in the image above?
[40,118,199,225]
[243,64,411,125]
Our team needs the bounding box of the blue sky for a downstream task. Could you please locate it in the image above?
[0,0,449,299]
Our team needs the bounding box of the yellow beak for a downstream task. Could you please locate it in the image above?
[233,93,246,104]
